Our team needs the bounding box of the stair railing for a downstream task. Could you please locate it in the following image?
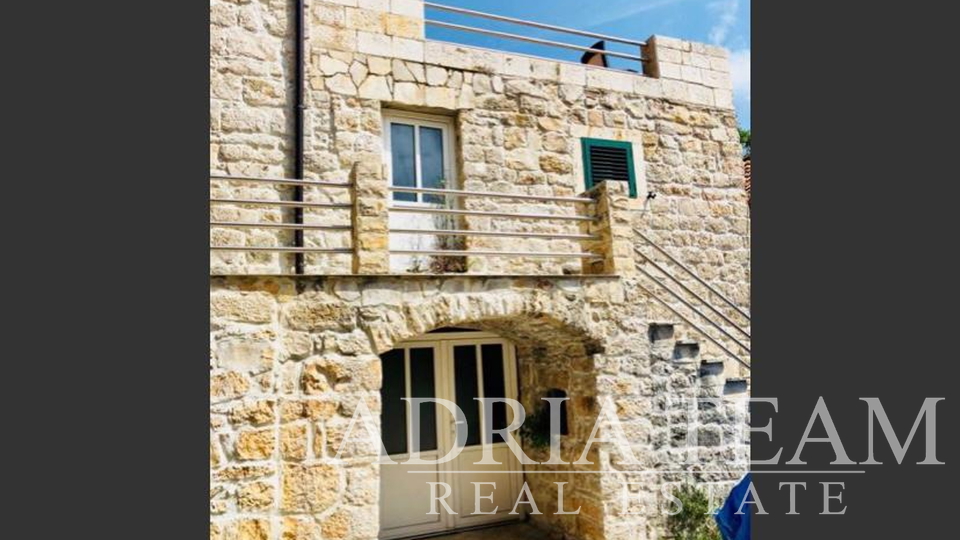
[634,229,751,370]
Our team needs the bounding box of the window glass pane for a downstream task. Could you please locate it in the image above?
[390,123,416,202]
[453,345,481,447]
[379,349,407,455]
[419,127,445,204]
[481,344,508,444]
[409,347,437,452]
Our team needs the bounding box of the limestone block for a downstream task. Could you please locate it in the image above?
[349,61,369,85]
[367,56,391,75]
[586,68,634,93]
[237,481,274,511]
[345,7,383,32]
[714,88,734,109]
[680,65,702,84]
[392,37,424,62]
[314,3,347,27]
[282,518,322,540]
[211,372,250,402]
[218,339,274,373]
[425,66,448,86]
[657,61,682,80]
[358,0,389,11]
[390,0,423,18]
[229,519,270,540]
[393,82,425,105]
[211,292,275,323]
[702,69,732,89]
[229,400,276,426]
[709,56,730,72]
[530,58,559,81]
[559,63,586,86]
[280,424,308,460]
[502,56,531,77]
[281,464,340,513]
[425,86,456,109]
[313,26,357,52]
[651,35,687,51]
[236,428,276,460]
[321,508,353,540]
[384,14,423,39]
[358,75,392,100]
[357,31,391,57]
[325,73,357,95]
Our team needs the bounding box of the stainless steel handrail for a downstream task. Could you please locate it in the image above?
[637,266,751,355]
[211,222,352,231]
[392,249,600,259]
[391,205,596,222]
[210,176,354,261]
[210,198,350,209]
[635,229,751,321]
[389,186,595,204]
[426,20,646,63]
[637,282,750,370]
[424,2,647,47]
[211,246,353,253]
[210,174,351,189]
[636,247,751,340]
[392,228,597,240]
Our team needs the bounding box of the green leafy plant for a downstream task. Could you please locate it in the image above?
[738,128,751,157]
[429,178,466,273]
[666,483,721,540]
[519,402,553,450]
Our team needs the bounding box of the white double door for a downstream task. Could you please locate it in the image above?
[379,333,524,540]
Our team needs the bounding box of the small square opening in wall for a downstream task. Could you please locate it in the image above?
[581,138,638,198]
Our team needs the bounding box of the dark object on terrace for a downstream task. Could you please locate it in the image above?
[580,40,608,67]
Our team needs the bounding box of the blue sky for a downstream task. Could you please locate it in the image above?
[425,0,751,128]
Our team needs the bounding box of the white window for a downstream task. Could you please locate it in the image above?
[382,111,456,205]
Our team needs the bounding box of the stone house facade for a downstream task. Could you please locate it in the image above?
[210,1,751,540]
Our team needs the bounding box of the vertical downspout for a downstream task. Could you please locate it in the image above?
[293,0,306,275]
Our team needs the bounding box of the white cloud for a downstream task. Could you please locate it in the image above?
[707,0,739,45]
[728,48,750,102]
[585,0,687,28]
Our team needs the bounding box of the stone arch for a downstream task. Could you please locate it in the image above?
[363,285,610,540]
[361,287,606,355]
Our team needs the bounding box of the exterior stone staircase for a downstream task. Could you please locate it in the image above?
[649,321,749,397]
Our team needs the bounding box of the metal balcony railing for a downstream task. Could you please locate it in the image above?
[209,175,353,274]
[209,175,609,275]
[424,2,649,72]
[388,185,601,261]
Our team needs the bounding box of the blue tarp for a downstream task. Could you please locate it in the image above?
[714,473,752,540]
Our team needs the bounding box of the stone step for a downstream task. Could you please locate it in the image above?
[699,360,725,377]
[647,322,676,344]
[673,339,700,361]
[723,377,749,395]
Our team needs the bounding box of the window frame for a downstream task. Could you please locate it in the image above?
[382,111,456,206]
[581,137,638,198]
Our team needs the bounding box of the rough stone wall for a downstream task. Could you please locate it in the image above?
[209,1,749,296]
[510,328,604,540]
[210,0,297,274]
[210,2,750,539]
[210,276,748,540]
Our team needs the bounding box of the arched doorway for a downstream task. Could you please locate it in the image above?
[378,329,524,540]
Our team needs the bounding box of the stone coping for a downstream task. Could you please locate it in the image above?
[210,274,622,279]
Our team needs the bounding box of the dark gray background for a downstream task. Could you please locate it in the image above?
[1,0,956,537]
[752,0,958,536]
